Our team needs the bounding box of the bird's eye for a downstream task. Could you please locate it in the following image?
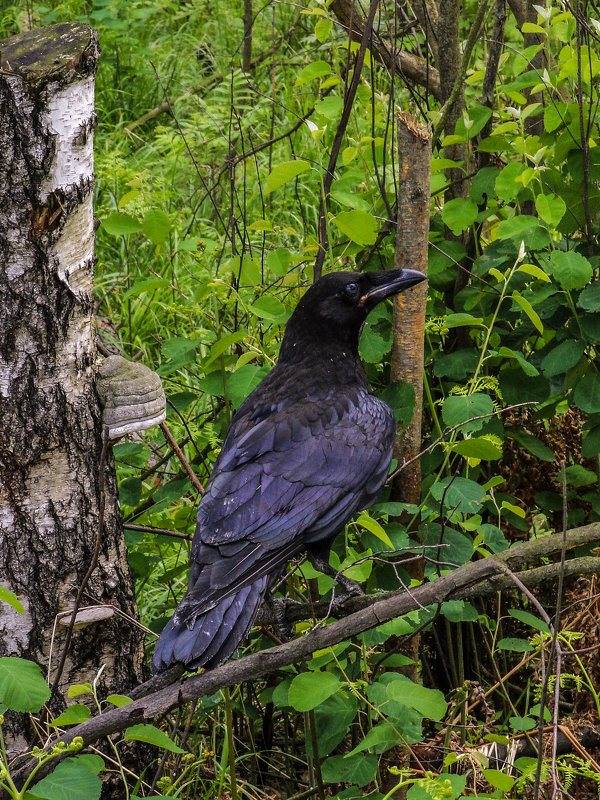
[343,282,359,299]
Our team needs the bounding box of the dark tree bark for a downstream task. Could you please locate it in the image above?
[0,23,144,753]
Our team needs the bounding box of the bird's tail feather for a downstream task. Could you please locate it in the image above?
[152,576,268,673]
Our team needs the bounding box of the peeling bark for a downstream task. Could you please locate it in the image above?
[0,23,144,753]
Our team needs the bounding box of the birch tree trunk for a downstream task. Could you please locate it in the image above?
[0,23,144,752]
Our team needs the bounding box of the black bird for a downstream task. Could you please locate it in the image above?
[153,268,426,672]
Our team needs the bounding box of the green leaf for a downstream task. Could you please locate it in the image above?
[355,513,394,548]
[49,704,91,726]
[440,601,479,622]
[508,608,550,633]
[124,723,184,753]
[226,365,269,408]
[202,331,247,370]
[442,393,494,433]
[333,209,378,246]
[564,464,597,486]
[105,694,133,707]
[294,60,331,86]
[510,716,536,731]
[345,722,401,756]
[387,676,448,720]
[518,263,551,282]
[433,349,479,380]
[574,372,600,413]
[449,435,503,461]
[123,277,170,302]
[379,381,415,427]
[306,691,358,757]
[506,428,554,461]
[578,282,600,311]
[550,250,593,290]
[483,768,515,792]
[359,323,389,363]
[497,346,539,376]
[541,339,585,376]
[67,683,92,698]
[0,657,50,712]
[497,637,534,652]
[321,753,378,787]
[102,212,142,236]
[249,295,288,321]
[429,476,486,515]
[28,756,103,800]
[142,209,171,245]
[314,17,333,42]
[512,291,543,334]
[544,101,567,133]
[287,671,341,712]
[153,477,190,504]
[496,215,542,241]
[522,21,545,32]
[266,248,291,277]
[441,198,478,235]
[265,160,311,194]
[0,585,24,615]
[535,193,566,227]
[314,96,343,120]
[428,240,464,291]
[248,218,273,231]
[119,477,142,507]
[495,162,526,201]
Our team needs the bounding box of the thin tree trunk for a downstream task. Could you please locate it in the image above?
[0,23,144,753]
[391,112,431,507]
[388,111,431,800]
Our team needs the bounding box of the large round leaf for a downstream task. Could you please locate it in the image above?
[333,209,378,246]
[287,670,340,712]
[574,372,600,413]
[0,657,50,712]
[550,250,593,290]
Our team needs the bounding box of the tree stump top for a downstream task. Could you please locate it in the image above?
[0,22,98,89]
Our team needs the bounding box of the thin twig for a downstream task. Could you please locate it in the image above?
[124,523,192,541]
[160,422,204,495]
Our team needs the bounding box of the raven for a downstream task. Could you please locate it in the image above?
[153,268,426,672]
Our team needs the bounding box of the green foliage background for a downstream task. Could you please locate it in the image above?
[1,0,600,797]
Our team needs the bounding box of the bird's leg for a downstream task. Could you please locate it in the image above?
[265,594,301,641]
[306,548,365,601]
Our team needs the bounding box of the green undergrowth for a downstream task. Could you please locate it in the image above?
[2,0,600,797]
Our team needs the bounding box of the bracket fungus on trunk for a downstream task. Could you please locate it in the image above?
[96,355,166,440]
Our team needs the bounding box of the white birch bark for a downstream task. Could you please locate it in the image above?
[0,23,144,751]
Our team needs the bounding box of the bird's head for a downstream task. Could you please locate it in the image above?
[279,268,427,360]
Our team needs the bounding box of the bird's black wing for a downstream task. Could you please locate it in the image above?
[179,387,394,619]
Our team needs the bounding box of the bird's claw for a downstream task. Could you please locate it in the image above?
[268,596,300,641]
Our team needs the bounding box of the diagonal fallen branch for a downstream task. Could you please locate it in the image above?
[10,522,600,793]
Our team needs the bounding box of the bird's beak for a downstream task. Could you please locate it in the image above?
[360,268,427,308]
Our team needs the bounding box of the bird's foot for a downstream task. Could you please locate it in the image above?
[267,596,301,641]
